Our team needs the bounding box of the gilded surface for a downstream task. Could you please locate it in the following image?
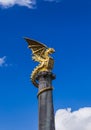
[24,38,55,87]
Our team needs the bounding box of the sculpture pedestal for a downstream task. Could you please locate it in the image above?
[36,71,55,130]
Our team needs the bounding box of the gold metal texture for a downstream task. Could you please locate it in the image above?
[24,37,55,88]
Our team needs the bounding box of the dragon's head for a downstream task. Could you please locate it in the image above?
[47,48,55,54]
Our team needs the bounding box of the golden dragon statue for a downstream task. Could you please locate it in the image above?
[24,38,55,88]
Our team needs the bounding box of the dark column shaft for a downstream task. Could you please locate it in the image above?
[37,71,55,130]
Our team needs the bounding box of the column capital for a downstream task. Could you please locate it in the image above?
[36,71,56,81]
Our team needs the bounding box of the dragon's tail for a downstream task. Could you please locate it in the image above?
[30,65,40,87]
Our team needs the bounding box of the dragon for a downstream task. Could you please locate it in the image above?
[24,38,55,88]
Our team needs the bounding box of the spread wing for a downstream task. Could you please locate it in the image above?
[24,38,48,57]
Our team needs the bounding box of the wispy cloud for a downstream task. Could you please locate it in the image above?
[0,0,36,8]
[0,0,59,9]
[55,107,91,130]
[0,56,6,67]
[0,56,12,67]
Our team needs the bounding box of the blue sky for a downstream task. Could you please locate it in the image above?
[0,0,91,130]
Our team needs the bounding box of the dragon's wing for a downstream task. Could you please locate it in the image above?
[24,38,48,57]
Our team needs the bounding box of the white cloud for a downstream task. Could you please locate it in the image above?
[55,107,91,130]
[0,56,12,67]
[0,56,6,67]
[0,0,59,8]
[0,0,36,8]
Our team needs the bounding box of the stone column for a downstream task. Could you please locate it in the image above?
[36,71,55,130]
